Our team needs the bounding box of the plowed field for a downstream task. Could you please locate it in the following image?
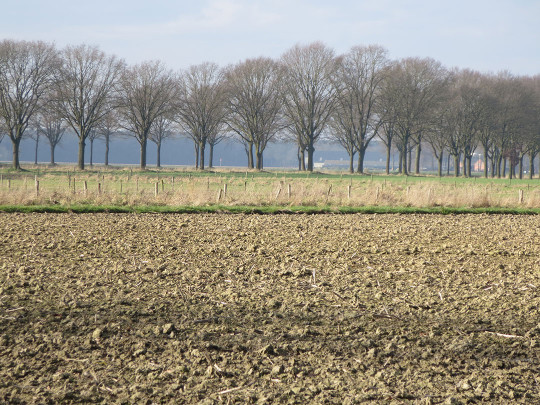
[1,213,539,404]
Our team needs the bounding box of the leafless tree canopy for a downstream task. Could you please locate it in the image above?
[281,42,340,171]
[175,62,227,170]
[0,38,538,176]
[329,45,389,173]
[149,115,175,168]
[382,57,450,175]
[95,109,120,166]
[36,105,66,166]
[225,57,284,170]
[117,61,177,169]
[54,44,124,170]
[0,40,58,169]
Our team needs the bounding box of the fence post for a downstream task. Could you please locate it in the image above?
[347,184,351,200]
[518,189,524,204]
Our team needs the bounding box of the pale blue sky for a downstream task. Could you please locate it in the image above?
[3,0,539,75]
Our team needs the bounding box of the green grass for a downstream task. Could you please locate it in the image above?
[1,204,539,215]
[1,165,540,212]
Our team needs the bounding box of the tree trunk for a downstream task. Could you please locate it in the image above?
[140,137,147,169]
[199,142,205,170]
[407,146,412,174]
[437,152,443,177]
[483,146,489,178]
[256,150,263,170]
[398,151,403,174]
[307,140,314,172]
[300,148,306,171]
[12,138,21,170]
[349,151,355,174]
[104,133,110,166]
[462,156,469,177]
[529,153,536,179]
[502,158,507,178]
[518,155,524,179]
[247,142,254,169]
[156,141,161,168]
[90,138,94,167]
[194,141,199,169]
[402,144,409,175]
[356,149,365,174]
[34,135,39,165]
[50,144,55,166]
[415,142,422,174]
[453,154,460,177]
[78,137,85,170]
[209,144,214,168]
[496,155,502,178]
[385,140,391,175]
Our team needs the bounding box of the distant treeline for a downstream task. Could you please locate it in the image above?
[0,40,538,178]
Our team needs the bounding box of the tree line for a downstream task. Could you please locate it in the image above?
[1,39,539,178]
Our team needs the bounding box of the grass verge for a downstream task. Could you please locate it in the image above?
[1,204,540,215]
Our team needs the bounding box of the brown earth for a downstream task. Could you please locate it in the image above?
[0,213,539,404]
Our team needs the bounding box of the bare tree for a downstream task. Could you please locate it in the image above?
[377,77,400,174]
[225,57,284,170]
[489,72,529,178]
[329,45,389,173]
[425,105,450,177]
[36,107,66,166]
[384,58,449,175]
[54,44,123,170]
[175,62,227,170]
[95,109,120,166]
[281,42,340,172]
[26,128,41,165]
[149,115,174,168]
[117,61,177,169]
[87,129,100,167]
[206,126,228,168]
[527,75,540,178]
[0,40,58,169]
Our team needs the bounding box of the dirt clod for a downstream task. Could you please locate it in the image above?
[1,213,539,403]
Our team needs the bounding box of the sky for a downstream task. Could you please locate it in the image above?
[2,0,539,75]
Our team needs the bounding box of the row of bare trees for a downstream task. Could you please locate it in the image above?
[1,39,539,176]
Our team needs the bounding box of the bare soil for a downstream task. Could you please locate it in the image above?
[0,213,539,404]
